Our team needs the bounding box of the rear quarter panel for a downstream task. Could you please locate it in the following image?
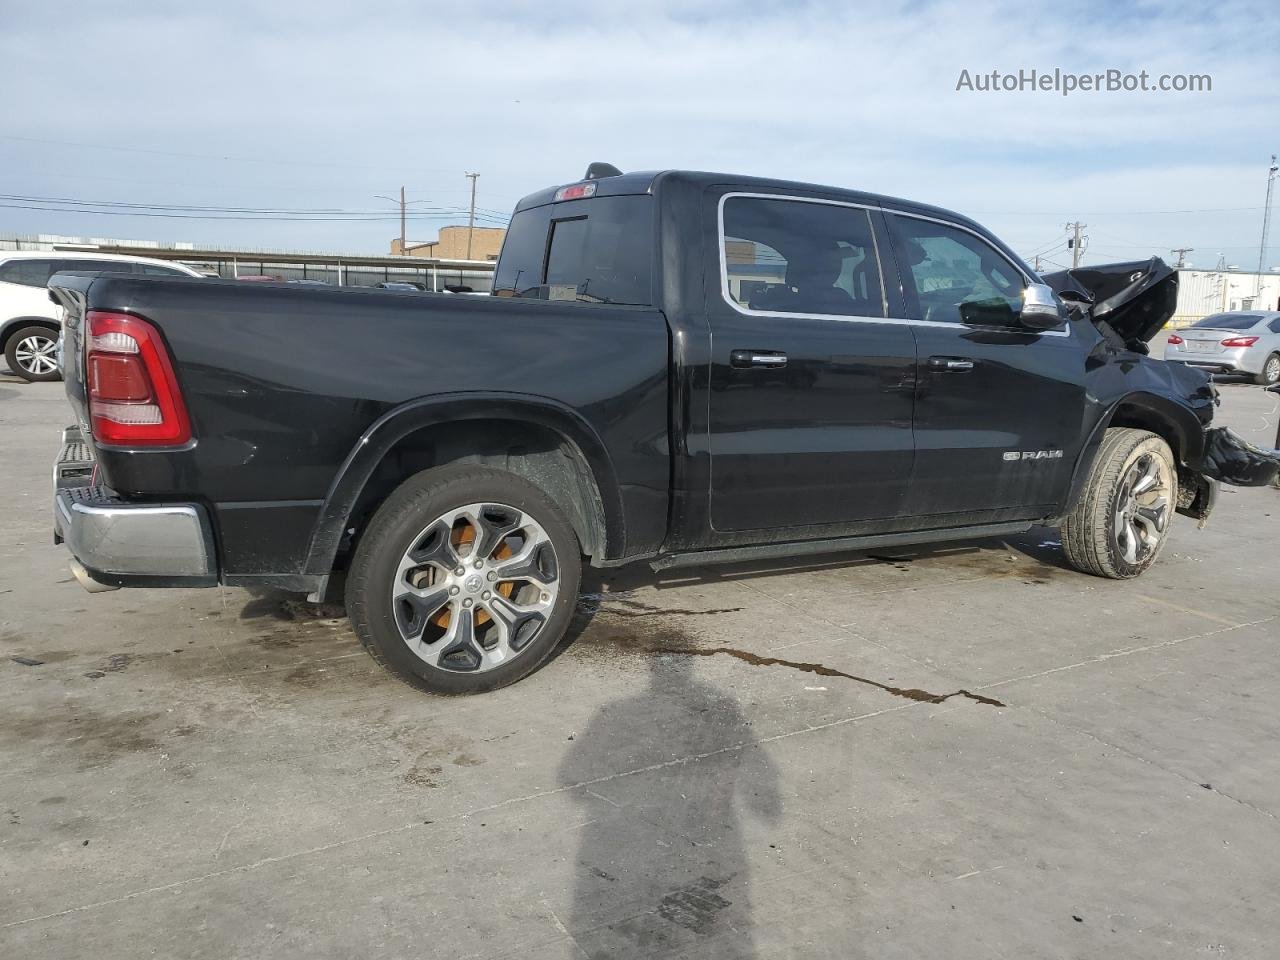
[75,276,671,565]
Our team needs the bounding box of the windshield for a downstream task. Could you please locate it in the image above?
[1192,313,1262,330]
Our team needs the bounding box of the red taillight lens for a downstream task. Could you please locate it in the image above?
[1221,336,1259,347]
[1167,334,1184,344]
[85,310,191,446]
[553,182,597,202]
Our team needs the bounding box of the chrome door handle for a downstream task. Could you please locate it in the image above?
[928,357,975,372]
[731,349,788,368]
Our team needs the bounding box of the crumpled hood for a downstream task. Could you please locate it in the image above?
[1041,257,1178,345]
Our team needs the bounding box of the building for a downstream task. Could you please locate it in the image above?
[393,225,506,262]
[1171,268,1280,327]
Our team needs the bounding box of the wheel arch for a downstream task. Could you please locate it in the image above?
[2,315,60,347]
[303,393,624,577]
[1058,392,1205,519]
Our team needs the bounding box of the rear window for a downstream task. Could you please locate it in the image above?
[492,195,653,305]
[1193,313,1262,330]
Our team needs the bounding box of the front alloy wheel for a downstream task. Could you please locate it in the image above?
[1059,428,1177,579]
[1112,452,1172,565]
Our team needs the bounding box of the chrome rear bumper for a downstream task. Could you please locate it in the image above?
[53,427,217,589]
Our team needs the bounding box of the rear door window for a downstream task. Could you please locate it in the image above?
[0,258,60,287]
[720,196,885,318]
[492,195,653,305]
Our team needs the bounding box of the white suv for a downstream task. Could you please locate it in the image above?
[1,251,203,382]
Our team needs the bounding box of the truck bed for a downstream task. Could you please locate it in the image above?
[53,274,671,582]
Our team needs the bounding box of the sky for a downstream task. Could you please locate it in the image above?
[2,0,1278,271]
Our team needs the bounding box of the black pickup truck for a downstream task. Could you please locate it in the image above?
[49,165,1279,694]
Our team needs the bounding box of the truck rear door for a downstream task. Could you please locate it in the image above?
[705,193,917,532]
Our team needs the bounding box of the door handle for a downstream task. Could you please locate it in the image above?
[927,357,975,372]
[731,349,787,368]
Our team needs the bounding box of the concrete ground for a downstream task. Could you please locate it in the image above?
[2,362,1278,960]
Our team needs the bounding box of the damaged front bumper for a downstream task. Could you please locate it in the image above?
[1174,427,1279,527]
[1196,427,1280,488]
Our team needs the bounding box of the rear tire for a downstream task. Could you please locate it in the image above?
[1059,428,1176,579]
[346,464,582,695]
[1255,352,1280,386]
[4,324,61,382]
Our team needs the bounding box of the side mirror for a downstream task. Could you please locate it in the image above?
[1019,283,1064,331]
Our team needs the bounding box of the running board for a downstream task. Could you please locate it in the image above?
[650,522,1035,570]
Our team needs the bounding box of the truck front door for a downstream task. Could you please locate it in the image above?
[884,212,1084,519]
[705,193,917,533]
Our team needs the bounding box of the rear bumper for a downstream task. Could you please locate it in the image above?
[1167,350,1261,375]
[53,428,217,588]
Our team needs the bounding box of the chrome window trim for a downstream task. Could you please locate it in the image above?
[716,191,1069,337]
[717,191,892,324]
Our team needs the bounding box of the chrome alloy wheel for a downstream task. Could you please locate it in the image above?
[1264,354,1280,385]
[14,334,58,376]
[391,502,559,673]
[1113,453,1172,565]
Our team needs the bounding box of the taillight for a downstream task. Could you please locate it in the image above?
[1221,336,1259,347]
[1167,334,1184,344]
[85,310,191,446]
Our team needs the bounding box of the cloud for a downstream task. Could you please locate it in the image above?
[1,0,1276,266]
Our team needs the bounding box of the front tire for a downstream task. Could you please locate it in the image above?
[346,465,582,695]
[1255,352,1280,386]
[1059,428,1176,579]
[5,325,61,382]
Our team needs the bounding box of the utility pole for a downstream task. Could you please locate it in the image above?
[374,187,408,254]
[1170,247,1193,268]
[1066,221,1087,269]
[1032,254,1042,272]
[465,172,479,259]
[1257,154,1278,294]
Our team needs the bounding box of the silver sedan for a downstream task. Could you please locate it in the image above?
[1165,311,1280,385]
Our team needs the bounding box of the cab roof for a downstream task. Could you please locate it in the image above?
[512,168,991,235]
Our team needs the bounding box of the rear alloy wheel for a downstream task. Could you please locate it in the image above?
[1060,428,1176,579]
[1256,352,1280,386]
[347,465,581,694]
[5,325,61,382]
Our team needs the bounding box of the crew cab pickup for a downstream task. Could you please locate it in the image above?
[49,165,1280,694]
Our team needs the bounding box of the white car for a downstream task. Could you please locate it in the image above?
[1,251,203,382]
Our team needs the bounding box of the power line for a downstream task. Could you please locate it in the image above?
[0,203,510,224]
[0,193,510,225]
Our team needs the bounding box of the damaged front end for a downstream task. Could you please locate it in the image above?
[1043,258,1280,524]
[1195,426,1280,487]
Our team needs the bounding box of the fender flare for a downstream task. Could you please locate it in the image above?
[1059,391,1207,515]
[303,392,624,576]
